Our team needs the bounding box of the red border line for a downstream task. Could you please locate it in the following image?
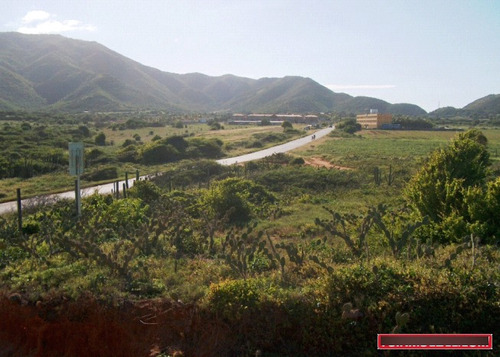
[377,334,493,350]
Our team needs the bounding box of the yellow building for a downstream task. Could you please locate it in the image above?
[356,112,393,129]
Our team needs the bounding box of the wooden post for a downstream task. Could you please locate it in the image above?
[125,172,129,189]
[115,180,120,199]
[16,188,22,232]
[75,178,81,217]
[136,169,139,181]
[123,183,127,198]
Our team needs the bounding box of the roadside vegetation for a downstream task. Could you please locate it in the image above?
[1,115,499,355]
[0,111,305,202]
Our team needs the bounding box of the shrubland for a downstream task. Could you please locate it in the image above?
[0,112,304,202]
[0,127,499,356]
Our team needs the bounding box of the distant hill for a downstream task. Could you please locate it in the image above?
[463,94,500,114]
[0,32,429,115]
[428,95,500,118]
[428,106,468,118]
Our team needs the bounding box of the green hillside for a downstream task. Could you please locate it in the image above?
[463,94,500,114]
[0,32,432,115]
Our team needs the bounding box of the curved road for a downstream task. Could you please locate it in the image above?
[216,126,333,165]
[0,127,334,215]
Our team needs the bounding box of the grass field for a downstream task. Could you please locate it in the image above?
[2,125,498,204]
[294,128,500,171]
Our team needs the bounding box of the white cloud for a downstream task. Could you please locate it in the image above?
[17,11,96,34]
[326,84,396,90]
[22,10,51,24]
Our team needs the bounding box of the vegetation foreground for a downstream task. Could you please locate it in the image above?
[0,124,499,356]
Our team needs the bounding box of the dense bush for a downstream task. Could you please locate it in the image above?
[127,180,163,203]
[200,177,276,224]
[117,145,138,163]
[336,118,361,134]
[203,257,500,355]
[94,132,106,146]
[81,166,118,182]
[393,116,434,129]
[85,148,111,165]
[120,135,225,165]
[253,166,358,193]
[186,137,223,159]
[140,142,180,164]
[0,148,67,179]
[405,129,498,243]
[151,160,231,189]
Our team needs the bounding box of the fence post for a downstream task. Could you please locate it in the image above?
[125,172,129,189]
[16,188,22,232]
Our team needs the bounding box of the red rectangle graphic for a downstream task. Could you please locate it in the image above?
[378,334,493,350]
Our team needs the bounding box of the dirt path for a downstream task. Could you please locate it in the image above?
[304,157,353,170]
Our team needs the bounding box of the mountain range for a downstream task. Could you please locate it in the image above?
[0,32,497,116]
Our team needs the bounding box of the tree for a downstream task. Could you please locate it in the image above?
[207,119,222,130]
[405,130,490,243]
[94,132,106,146]
[173,120,184,128]
[282,121,293,131]
[260,118,271,126]
[337,118,361,134]
[78,125,91,137]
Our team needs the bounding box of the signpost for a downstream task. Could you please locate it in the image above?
[69,142,84,216]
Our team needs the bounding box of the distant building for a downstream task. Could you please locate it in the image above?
[356,110,392,129]
[380,123,401,130]
[229,113,319,125]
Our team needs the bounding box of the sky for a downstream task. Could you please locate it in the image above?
[1,0,499,112]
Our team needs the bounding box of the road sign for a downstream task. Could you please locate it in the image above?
[69,142,84,176]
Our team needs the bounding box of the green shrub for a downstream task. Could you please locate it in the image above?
[122,139,135,147]
[186,137,223,159]
[94,132,106,146]
[151,160,231,189]
[253,166,358,193]
[290,157,305,165]
[117,145,138,162]
[200,177,276,224]
[405,129,492,243]
[246,140,263,148]
[82,166,118,181]
[86,148,111,165]
[127,180,163,203]
[336,118,361,134]
[140,142,180,164]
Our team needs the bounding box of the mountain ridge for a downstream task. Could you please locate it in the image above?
[0,32,495,116]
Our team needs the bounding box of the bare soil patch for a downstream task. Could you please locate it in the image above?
[0,294,231,357]
[304,157,353,170]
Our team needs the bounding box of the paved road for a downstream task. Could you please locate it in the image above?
[0,178,140,215]
[0,127,334,215]
[216,126,334,165]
